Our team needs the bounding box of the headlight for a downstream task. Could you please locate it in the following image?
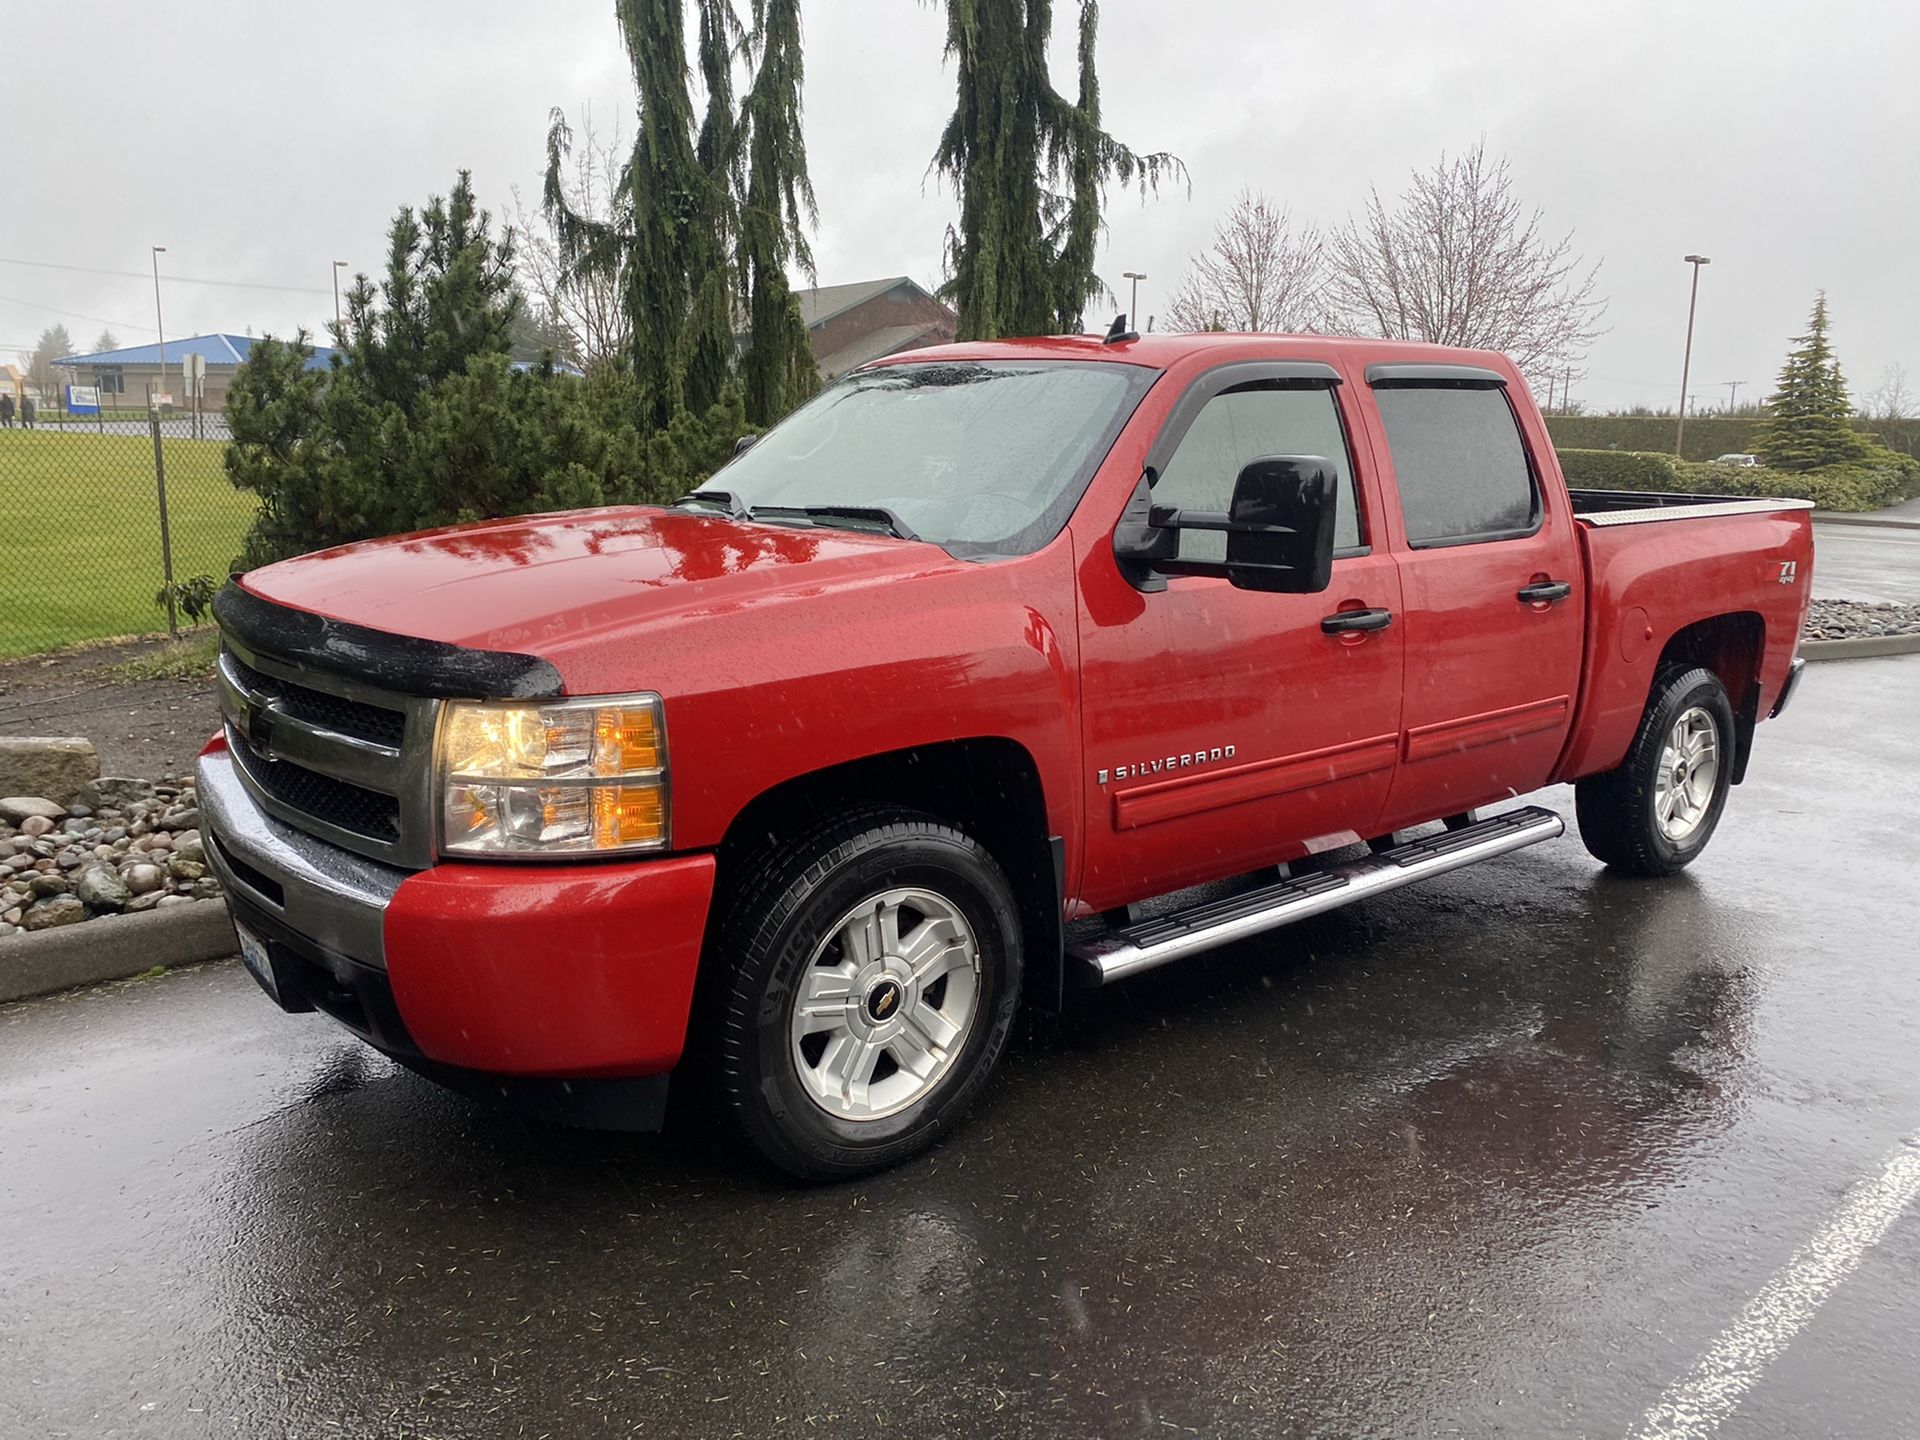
[437,694,668,856]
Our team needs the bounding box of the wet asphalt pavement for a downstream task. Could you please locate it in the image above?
[1812,523,1920,604]
[4,658,1919,1440]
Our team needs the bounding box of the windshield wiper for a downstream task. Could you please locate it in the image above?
[673,488,748,518]
[747,504,921,541]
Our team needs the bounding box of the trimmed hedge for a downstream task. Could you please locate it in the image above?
[1546,414,1920,462]
[1555,448,1920,513]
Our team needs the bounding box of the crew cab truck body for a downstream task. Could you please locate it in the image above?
[199,333,1814,1176]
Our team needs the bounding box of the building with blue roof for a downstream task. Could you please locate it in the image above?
[55,332,582,411]
[55,333,343,412]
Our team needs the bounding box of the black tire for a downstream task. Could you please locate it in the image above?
[1576,665,1735,877]
[702,806,1023,1180]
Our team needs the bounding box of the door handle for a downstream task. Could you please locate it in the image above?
[1321,607,1394,635]
[1517,580,1573,605]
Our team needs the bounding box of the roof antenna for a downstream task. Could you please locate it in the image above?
[1103,313,1139,345]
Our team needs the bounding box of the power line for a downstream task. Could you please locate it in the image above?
[0,290,154,334]
[0,255,333,297]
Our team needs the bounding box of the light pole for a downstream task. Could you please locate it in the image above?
[332,260,348,345]
[1675,254,1710,455]
[1122,271,1146,328]
[150,246,168,410]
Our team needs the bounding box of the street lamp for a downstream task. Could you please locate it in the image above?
[332,260,348,345]
[151,246,168,410]
[1675,254,1710,455]
[1122,271,1147,328]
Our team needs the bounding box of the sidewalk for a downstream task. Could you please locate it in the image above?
[1813,494,1920,530]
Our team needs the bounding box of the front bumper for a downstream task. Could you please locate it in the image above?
[198,745,717,1092]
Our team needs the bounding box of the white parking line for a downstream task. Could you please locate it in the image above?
[1630,1135,1920,1440]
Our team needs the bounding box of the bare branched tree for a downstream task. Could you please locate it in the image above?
[1862,362,1913,420]
[1325,143,1604,386]
[1165,189,1327,334]
[512,109,632,371]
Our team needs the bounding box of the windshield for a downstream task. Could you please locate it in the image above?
[706,360,1156,557]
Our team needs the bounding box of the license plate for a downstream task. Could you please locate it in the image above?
[235,921,279,1003]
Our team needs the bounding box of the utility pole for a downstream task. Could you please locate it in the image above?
[150,245,168,411]
[1564,367,1572,414]
[1545,373,1556,414]
[1121,271,1146,329]
[1675,254,1710,455]
[1724,379,1746,412]
[332,260,348,345]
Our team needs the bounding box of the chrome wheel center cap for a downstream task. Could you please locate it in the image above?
[864,977,905,1025]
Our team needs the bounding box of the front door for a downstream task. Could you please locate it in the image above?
[1075,368,1406,909]
[1364,376,1586,833]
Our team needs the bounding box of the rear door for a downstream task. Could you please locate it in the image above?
[1362,366,1585,832]
[1075,363,1405,906]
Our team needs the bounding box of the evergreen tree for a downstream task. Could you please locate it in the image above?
[225,170,759,568]
[93,329,119,354]
[1753,293,1876,471]
[738,0,820,423]
[548,0,817,429]
[546,0,734,429]
[27,324,74,399]
[931,0,1181,339]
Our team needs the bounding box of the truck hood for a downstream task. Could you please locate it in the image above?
[240,506,959,658]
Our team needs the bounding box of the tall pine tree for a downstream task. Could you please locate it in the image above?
[739,0,820,423]
[547,0,817,430]
[1753,293,1875,471]
[545,0,729,428]
[932,0,1181,340]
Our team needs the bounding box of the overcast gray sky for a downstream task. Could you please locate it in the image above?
[3,0,1912,412]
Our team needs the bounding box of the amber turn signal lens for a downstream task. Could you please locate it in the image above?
[593,783,665,849]
[595,706,661,774]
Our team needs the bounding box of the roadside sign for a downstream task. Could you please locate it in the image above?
[66,384,101,414]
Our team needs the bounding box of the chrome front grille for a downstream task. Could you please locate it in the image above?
[217,642,440,869]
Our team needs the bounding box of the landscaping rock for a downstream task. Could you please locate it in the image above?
[75,866,133,912]
[20,814,55,839]
[124,892,164,913]
[123,863,166,895]
[76,777,157,811]
[28,872,70,897]
[165,856,208,883]
[1803,598,1920,641]
[23,895,87,930]
[0,738,99,807]
[0,797,68,825]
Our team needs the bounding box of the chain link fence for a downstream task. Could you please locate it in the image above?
[0,408,256,660]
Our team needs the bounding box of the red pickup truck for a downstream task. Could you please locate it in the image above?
[199,331,1814,1177]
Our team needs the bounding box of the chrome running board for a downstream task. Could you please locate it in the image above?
[1069,806,1564,985]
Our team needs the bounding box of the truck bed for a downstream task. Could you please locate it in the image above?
[1569,488,1817,527]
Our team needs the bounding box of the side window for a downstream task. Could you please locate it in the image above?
[1373,386,1538,546]
[1153,382,1362,563]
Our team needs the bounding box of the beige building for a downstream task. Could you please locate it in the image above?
[799,278,957,380]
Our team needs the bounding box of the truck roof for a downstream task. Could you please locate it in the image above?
[877,330,1520,376]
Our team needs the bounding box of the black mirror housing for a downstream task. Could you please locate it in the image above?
[732,434,758,458]
[1116,455,1339,594]
[1223,456,1338,594]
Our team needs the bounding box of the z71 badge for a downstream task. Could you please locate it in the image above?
[1099,745,1236,786]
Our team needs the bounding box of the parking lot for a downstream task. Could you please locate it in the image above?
[3,655,1916,1439]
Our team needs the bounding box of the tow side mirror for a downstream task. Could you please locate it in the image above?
[732,434,758,458]
[1221,455,1338,594]
[1113,456,1338,595]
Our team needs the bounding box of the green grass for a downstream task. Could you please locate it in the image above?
[0,430,258,659]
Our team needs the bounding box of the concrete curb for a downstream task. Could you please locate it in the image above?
[1800,633,1920,662]
[0,899,236,1004]
[1812,511,1920,531]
